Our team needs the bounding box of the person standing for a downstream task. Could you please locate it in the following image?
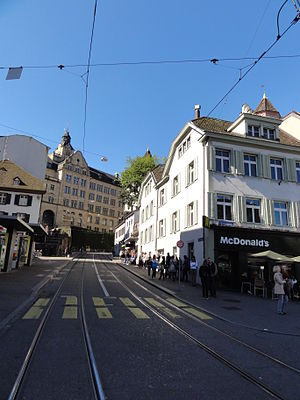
[146,253,152,277]
[165,252,171,279]
[182,255,189,282]
[208,257,217,297]
[190,256,198,286]
[151,255,158,279]
[273,265,287,314]
[199,259,209,298]
[159,255,166,280]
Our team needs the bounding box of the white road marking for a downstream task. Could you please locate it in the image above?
[93,254,110,297]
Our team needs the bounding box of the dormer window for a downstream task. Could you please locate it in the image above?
[247,125,259,137]
[263,128,275,140]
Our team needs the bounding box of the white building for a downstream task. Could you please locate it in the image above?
[114,209,140,256]
[138,95,300,290]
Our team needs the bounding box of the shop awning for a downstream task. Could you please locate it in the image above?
[0,215,33,233]
[250,250,293,262]
[29,223,48,236]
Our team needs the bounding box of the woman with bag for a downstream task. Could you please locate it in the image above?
[273,265,287,315]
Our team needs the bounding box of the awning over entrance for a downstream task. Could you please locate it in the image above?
[0,215,33,233]
[29,223,48,236]
[251,250,293,262]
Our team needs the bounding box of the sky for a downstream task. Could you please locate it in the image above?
[1,0,300,175]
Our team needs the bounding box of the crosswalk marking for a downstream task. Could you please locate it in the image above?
[93,297,105,306]
[22,298,50,319]
[62,306,78,319]
[166,298,187,307]
[119,297,136,307]
[120,297,149,319]
[185,307,212,320]
[63,296,77,306]
[96,307,112,319]
[144,298,181,319]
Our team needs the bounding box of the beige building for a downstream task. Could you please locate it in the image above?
[40,130,123,233]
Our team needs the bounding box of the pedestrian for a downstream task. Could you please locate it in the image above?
[208,257,217,297]
[146,253,152,276]
[165,252,171,279]
[159,256,166,280]
[190,256,198,286]
[138,255,143,269]
[273,265,287,315]
[182,255,189,282]
[151,255,158,279]
[199,259,209,298]
[169,256,176,281]
[290,275,297,300]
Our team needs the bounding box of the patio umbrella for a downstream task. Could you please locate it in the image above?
[290,255,300,262]
[250,250,293,262]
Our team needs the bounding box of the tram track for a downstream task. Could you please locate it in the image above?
[8,254,106,400]
[95,257,299,400]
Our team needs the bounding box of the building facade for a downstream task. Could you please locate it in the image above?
[138,95,300,290]
[40,130,123,234]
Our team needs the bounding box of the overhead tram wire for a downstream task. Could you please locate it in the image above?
[82,0,98,155]
[207,2,300,117]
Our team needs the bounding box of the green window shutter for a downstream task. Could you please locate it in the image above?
[262,155,271,179]
[233,195,239,222]
[269,200,274,225]
[288,202,295,227]
[207,146,215,171]
[262,198,270,225]
[207,192,215,219]
[231,150,237,174]
[235,195,245,222]
[257,154,263,177]
[235,151,244,175]
[286,159,297,182]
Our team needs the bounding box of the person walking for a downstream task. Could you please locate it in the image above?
[159,255,166,280]
[165,252,171,279]
[146,253,152,277]
[208,257,217,297]
[273,265,287,315]
[169,256,176,281]
[199,259,209,298]
[190,256,198,286]
[151,255,158,279]
[182,255,189,282]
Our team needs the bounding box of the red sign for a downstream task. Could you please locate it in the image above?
[176,240,184,248]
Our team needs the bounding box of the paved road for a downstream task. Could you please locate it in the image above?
[0,254,299,399]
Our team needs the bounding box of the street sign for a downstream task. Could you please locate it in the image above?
[176,240,184,248]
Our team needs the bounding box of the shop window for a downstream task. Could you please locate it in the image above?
[215,150,230,173]
[270,159,283,181]
[246,198,261,223]
[274,202,288,226]
[217,194,232,221]
[244,154,257,177]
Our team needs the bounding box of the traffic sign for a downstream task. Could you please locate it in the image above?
[176,240,184,248]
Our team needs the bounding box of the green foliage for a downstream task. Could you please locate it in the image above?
[120,154,156,209]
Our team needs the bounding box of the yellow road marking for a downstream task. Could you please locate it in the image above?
[166,298,187,307]
[120,297,136,307]
[96,307,112,319]
[93,297,105,306]
[62,306,78,319]
[34,298,50,307]
[185,307,212,320]
[127,307,149,319]
[64,296,77,306]
[22,307,44,320]
[144,298,181,319]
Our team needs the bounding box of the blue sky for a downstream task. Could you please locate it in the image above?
[1,1,300,175]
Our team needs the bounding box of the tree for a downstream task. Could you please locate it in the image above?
[120,154,157,209]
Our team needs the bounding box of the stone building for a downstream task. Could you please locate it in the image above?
[40,130,123,234]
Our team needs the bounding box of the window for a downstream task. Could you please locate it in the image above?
[270,159,283,180]
[103,208,108,216]
[171,211,179,233]
[263,128,275,140]
[187,136,191,149]
[187,202,194,226]
[296,162,300,183]
[65,186,70,194]
[90,182,96,190]
[82,170,87,175]
[110,198,116,206]
[103,197,109,204]
[63,198,69,206]
[104,186,110,194]
[110,220,114,228]
[216,150,230,173]
[50,184,55,191]
[146,205,149,219]
[244,154,257,177]
[95,217,100,225]
[72,188,78,196]
[66,174,72,182]
[111,189,116,196]
[48,196,54,203]
[109,209,115,217]
[96,195,102,202]
[81,179,86,187]
[160,189,165,206]
[89,193,95,201]
[217,194,232,221]
[88,204,94,212]
[150,201,154,216]
[274,202,288,226]
[79,201,84,210]
[73,176,79,185]
[66,164,72,171]
[172,176,179,196]
[75,167,80,173]
[80,190,85,198]
[0,192,11,205]
[141,209,145,223]
[71,200,77,208]
[97,184,103,192]
[187,161,195,185]
[149,225,153,242]
[103,218,107,226]
[15,195,32,207]
[158,219,165,237]
[178,147,183,158]
[246,198,261,223]
[247,125,259,137]
[95,206,101,214]
[78,217,82,227]
[87,215,93,223]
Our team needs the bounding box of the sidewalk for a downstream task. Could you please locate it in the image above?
[115,259,300,336]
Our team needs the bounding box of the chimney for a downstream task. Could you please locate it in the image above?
[194,104,201,119]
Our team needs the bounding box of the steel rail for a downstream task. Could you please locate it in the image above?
[80,255,106,400]
[8,256,81,400]
[95,258,288,400]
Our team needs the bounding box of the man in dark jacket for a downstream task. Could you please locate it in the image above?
[199,259,209,298]
[208,257,217,297]
[182,255,189,282]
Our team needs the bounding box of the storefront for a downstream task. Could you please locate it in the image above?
[0,225,8,271]
[213,226,300,292]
